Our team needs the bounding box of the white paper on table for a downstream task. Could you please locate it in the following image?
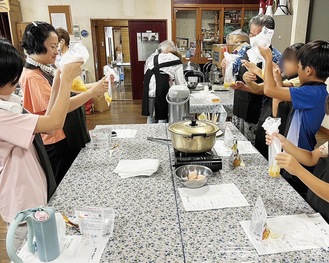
[113,129,137,138]
[190,92,220,104]
[214,140,231,157]
[237,141,259,154]
[113,159,160,178]
[240,214,329,255]
[16,235,109,263]
[214,141,258,156]
[178,184,250,211]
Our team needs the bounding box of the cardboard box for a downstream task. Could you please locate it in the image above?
[92,95,110,113]
[212,44,241,68]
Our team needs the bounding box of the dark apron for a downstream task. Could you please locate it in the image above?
[33,133,57,200]
[142,54,182,120]
[255,98,273,159]
[306,157,329,222]
[234,47,264,124]
[25,63,90,151]
[18,107,57,201]
[277,101,293,135]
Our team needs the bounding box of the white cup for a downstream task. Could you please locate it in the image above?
[204,85,209,92]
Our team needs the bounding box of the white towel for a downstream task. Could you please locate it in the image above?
[113,159,160,179]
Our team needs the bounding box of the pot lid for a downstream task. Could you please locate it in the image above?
[168,119,219,136]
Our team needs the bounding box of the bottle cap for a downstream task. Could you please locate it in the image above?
[34,210,50,221]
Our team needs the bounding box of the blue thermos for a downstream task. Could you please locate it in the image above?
[6,206,60,263]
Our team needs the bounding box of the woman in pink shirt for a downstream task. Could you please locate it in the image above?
[0,39,81,223]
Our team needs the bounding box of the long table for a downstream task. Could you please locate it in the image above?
[49,123,326,262]
[191,84,234,117]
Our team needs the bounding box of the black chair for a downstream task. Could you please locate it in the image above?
[202,62,213,82]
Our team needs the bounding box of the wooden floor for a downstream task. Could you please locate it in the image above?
[0,100,328,262]
[112,85,133,101]
[86,100,146,130]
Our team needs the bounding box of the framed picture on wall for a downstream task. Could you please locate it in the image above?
[176,37,189,50]
[48,5,73,33]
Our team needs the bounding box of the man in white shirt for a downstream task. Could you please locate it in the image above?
[142,40,186,123]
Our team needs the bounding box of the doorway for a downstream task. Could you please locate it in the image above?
[91,19,132,100]
[128,20,167,100]
[91,19,167,100]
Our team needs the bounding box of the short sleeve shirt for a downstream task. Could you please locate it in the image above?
[20,68,65,145]
[0,108,47,223]
[287,83,328,151]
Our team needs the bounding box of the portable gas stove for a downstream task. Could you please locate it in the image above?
[173,148,222,171]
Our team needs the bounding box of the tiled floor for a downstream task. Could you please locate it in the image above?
[0,100,328,262]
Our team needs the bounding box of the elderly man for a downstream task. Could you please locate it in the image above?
[142,40,186,124]
[222,15,281,157]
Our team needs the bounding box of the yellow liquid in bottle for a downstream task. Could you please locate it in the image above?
[223,82,235,88]
[104,92,112,103]
[269,164,280,178]
[71,76,87,92]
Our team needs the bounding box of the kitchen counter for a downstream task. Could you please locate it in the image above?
[49,123,327,262]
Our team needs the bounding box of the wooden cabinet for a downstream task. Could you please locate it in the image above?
[16,22,29,42]
[0,0,23,49]
[16,22,30,53]
[172,1,258,64]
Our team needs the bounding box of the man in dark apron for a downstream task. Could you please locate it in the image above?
[142,41,185,123]
[222,15,281,146]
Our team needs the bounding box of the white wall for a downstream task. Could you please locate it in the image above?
[307,0,329,41]
[289,0,310,44]
[19,0,172,82]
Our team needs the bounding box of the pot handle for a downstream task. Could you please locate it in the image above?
[190,133,207,138]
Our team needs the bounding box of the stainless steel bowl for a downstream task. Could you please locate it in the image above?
[175,165,212,188]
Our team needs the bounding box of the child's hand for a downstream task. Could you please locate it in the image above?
[61,62,83,81]
[266,133,287,147]
[258,46,273,61]
[272,62,283,85]
[242,60,261,76]
[275,152,303,176]
[91,77,109,96]
[243,71,257,83]
[265,134,273,145]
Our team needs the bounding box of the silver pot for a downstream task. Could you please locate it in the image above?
[209,68,224,85]
[168,119,219,153]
